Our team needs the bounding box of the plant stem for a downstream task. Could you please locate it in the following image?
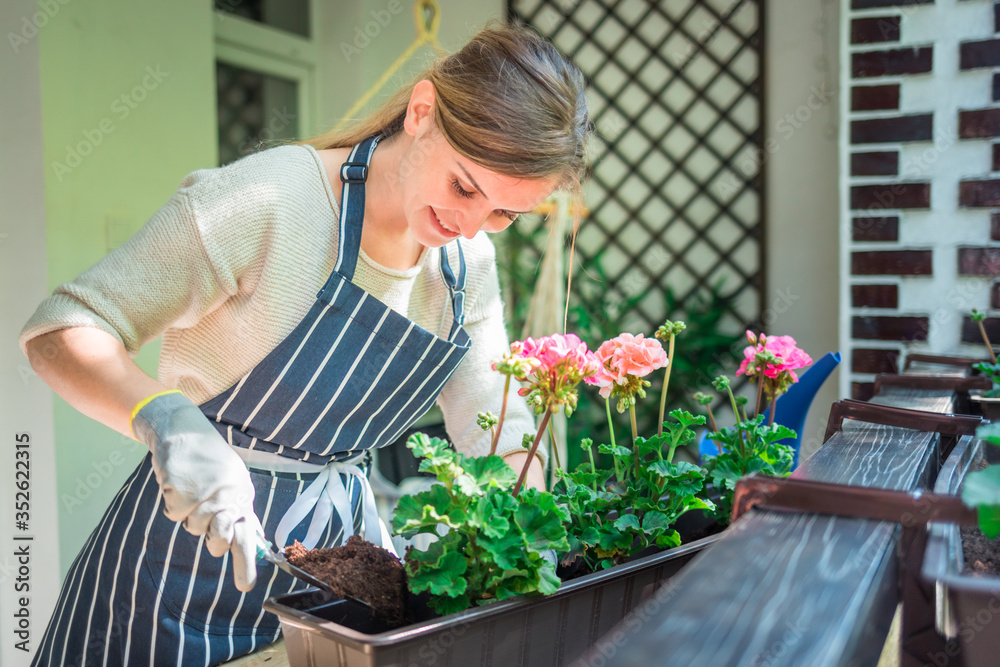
[547,419,561,489]
[586,443,597,492]
[705,404,719,433]
[726,386,748,457]
[489,375,511,456]
[657,334,676,436]
[769,391,777,426]
[629,405,640,478]
[605,397,617,448]
[754,372,765,418]
[513,410,552,497]
[979,320,998,364]
[605,397,622,482]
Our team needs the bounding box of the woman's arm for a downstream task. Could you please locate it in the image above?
[502,451,546,491]
[25,327,168,439]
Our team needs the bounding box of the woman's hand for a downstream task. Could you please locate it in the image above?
[503,450,547,491]
[27,327,263,591]
[132,391,263,592]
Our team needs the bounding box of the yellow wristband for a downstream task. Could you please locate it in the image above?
[129,389,184,440]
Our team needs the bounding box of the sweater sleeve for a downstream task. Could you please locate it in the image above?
[18,167,244,359]
[434,237,547,468]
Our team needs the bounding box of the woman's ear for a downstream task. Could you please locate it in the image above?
[403,79,437,137]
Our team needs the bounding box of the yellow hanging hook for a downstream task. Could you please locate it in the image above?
[332,0,445,131]
[414,0,441,44]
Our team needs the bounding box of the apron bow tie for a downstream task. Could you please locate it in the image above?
[274,453,396,556]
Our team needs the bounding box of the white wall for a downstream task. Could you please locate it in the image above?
[766,0,842,462]
[0,2,61,665]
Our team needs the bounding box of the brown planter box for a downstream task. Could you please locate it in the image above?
[264,522,721,667]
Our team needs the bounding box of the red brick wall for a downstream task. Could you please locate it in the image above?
[845,0,1000,396]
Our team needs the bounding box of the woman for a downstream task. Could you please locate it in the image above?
[21,21,590,666]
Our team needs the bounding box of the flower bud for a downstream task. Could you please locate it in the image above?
[476,411,498,431]
[712,375,730,392]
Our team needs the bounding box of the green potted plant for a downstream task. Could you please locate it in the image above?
[263,328,803,667]
[969,309,1000,421]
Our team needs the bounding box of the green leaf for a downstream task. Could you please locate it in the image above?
[613,514,641,532]
[536,562,561,595]
[979,504,1000,540]
[641,510,671,535]
[755,423,797,446]
[468,496,509,538]
[685,496,716,513]
[479,529,525,570]
[408,433,464,482]
[514,489,570,552]
[598,443,633,458]
[634,434,668,458]
[667,409,707,429]
[654,530,681,549]
[963,466,1000,507]
[598,525,633,553]
[406,541,468,598]
[580,525,601,545]
[465,455,518,491]
[392,483,466,535]
[977,423,1000,449]
[647,460,706,496]
[427,593,472,616]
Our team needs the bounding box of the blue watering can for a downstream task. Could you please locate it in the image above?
[698,351,842,469]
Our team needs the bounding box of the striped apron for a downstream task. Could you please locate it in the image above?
[31,134,472,666]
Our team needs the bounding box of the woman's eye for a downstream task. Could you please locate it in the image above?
[450,178,474,199]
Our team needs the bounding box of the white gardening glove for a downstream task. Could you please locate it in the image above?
[131,390,264,592]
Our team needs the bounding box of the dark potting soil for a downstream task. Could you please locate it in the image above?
[961,459,1000,577]
[286,535,410,627]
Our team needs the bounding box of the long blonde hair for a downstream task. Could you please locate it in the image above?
[295,20,591,203]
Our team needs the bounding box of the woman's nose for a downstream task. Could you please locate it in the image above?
[451,210,486,239]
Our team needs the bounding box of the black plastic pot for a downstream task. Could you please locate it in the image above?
[922,434,1000,666]
[264,524,721,667]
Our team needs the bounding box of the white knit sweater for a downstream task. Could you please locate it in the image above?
[19,143,541,465]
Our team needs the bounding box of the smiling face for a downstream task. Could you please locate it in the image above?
[395,80,560,247]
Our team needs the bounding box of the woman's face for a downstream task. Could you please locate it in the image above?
[397,80,560,248]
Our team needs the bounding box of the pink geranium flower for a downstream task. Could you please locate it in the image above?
[738,331,813,402]
[495,333,601,416]
[737,333,812,383]
[588,333,668,410]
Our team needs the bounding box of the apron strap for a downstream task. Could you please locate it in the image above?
[439,242,468,339]
[326,134,381,287]
[273,454,396,556]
